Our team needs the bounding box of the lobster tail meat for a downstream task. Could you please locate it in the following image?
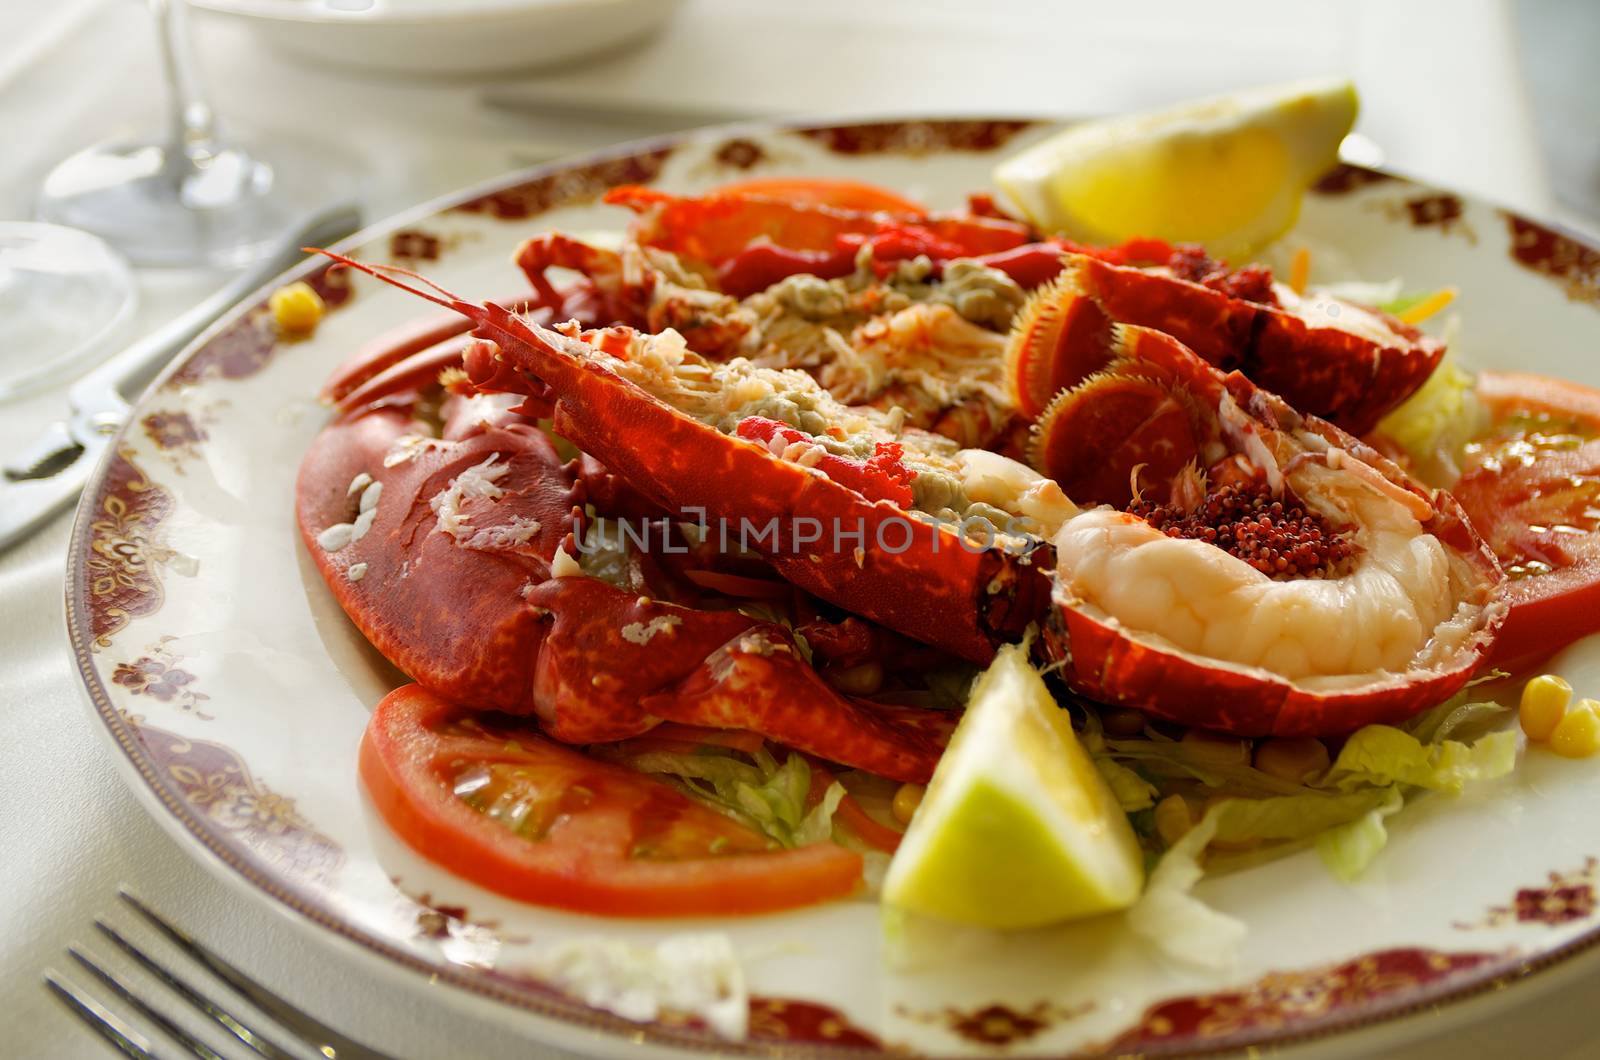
[1006,252,1446,435]
[1037,324,1505,736]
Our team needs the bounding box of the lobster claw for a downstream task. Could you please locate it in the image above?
[297,323,960,782]
[297,385,579,712]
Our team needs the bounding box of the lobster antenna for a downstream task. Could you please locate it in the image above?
[307,248,465,311]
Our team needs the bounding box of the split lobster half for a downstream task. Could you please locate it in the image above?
[298,314,956,784]
[303,238,1504,740]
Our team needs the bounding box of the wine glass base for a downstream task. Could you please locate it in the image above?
[0,223,138,402]
[37,137,348,270]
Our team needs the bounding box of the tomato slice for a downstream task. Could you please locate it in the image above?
[712,176,928,215]
[360,685,863,916]
[1450,371,1600,671]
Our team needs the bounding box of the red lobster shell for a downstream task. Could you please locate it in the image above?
[314,250,1501,739]
[296,315,955,782]
[1037,325,1505,735]
[1006,252,1446,436]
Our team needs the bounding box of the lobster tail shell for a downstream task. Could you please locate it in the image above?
[1041,326,1505,737]
[1008,253,1445,435]
[537,357,1049,664]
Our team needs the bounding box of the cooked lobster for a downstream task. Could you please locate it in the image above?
[297,179,1502,821]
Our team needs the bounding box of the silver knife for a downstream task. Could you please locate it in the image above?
[0,201,363,553]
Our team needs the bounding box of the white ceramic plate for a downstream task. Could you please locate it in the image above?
[68,118,1600,1058]
[191,0,685,76]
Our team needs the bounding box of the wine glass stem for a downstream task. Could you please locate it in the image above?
[149,0,221,167]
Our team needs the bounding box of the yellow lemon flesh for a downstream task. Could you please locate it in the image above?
[994,78,1359,260]
[881,643,1144,929]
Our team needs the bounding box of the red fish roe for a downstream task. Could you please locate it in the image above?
[1128,483,1358,579]
[1166,244,1279,307]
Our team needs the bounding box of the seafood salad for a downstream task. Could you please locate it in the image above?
[294,153,1600,958]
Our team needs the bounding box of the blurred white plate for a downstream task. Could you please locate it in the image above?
[190,0,685,76]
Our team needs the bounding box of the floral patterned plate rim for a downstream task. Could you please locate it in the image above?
[63,117,1600,1058]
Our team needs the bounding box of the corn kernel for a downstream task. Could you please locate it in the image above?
[1253,737,1331,783]
[1180,729,1251,768]
[1154,794,1194,846]
[1550,699,1600,758]
[891,782,925,825]
[1520,674,1573,742]
[825,661,883,697]
[270,281,325,336]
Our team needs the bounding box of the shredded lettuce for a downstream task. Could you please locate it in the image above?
[1320,278,1405,307]
[1130,788,1396,968]
[1376,289,1429,315]
[1127,806,1243,969]
[1324,725,1520,794]
[1098,736,1320,797]
[1400,687,1512,744]
[1094,757,1158,812]
[1315,787,1405,881]
[1372,330,1484,482]
[1124,714,1520,969]
[621,747,845,849]
[794,779,847,846]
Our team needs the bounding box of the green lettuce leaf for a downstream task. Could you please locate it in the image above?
[1129,790,1391,968]
[1094,757,1159,812]
[1315,787,1404,881]
[1126,807,1243,969]
[1372,338,1484,479]
[621,747,844,849]
[1325,725,1520,793]
[1100,736,1318,797]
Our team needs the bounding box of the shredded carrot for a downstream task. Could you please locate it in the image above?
[1287,246,1311,295]
[1395,287,1457,325]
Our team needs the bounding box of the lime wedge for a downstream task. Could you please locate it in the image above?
[994,78,1358,259]
[881,644,1144,929]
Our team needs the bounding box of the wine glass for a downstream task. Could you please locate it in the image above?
[36,0,359,269]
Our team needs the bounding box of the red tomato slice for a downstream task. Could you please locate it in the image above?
[712,177,928,215]
[360,685,863,916]
[1450,371,1600,671]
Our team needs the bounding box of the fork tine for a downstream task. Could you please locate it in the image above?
[118,890,391,1060]
[44,970,164,1060]
[93,918,300,1060]
[69,948,227,1060]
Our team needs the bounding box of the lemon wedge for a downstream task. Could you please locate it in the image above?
[994,78,1359,260]
[881,643,1144,929]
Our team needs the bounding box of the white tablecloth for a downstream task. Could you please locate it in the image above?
[2,2,1596,1056]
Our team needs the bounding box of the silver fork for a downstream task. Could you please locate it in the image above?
[44,890,393,1060]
